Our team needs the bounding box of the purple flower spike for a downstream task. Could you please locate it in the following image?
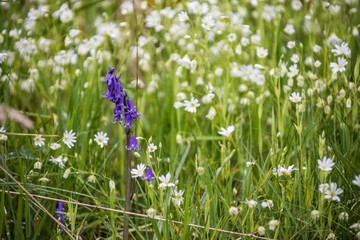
[141,167,155,182]
[55,202,66,231]
[126,136,140,151]
[104,67,141,132]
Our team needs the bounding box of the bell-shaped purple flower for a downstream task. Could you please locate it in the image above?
[122,114,134,129]
[126,136,140,150]
[141,167,155,182]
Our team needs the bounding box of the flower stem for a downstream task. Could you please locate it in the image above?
[124,133,132,240]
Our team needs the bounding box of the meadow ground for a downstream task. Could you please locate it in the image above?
[0,0,360,239]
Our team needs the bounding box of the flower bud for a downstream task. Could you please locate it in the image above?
[176,134,183,144]
[109,180,115,192]
[197,166,205,175]
[257,226,265,236]
[34,161,42,169]
[311,210,320,220]
[63,169,70,179]
[229,206,239,217]
[147,208,156,218]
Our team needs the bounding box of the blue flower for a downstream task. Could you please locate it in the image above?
[55,202,66,231]
[126,136,140,151]
[141,167,155,182]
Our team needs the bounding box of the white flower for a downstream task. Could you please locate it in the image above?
[331,42,351,58]
[159,173,175,189]
[245,199,257,208]
[147,208,156,218]
[289,92,301,103]
[0,127,7,141]
[94,131,109,148]
[172,189,184,206]
[0,52,8,64]
[287,41,295,49]
[291,54,300,63]
[229,206,239,217]
[88,175,96,183]
[273,165,298,176]
[339,212,349,221]
[241,37,250,46]
[148,143,157,152]
[281,165,298,176]
[330,57,348,73]
[313,44,321,53]
[63,130,77,148]
[34,135,45,147]
[291,0,302,11]
[201,15,215,30]
[246,161,256,167]
[174,101,184,109]
[324,182,343,202]
[350,223,360,232]
[202,93,215,104]
[314,60,321,68]
[50,143,61,150]
[326,233,336,240]
[268,219,279,231]
[353,175,360,187]
[227,33,237,42]
[39,177,50,183]
[34,161,42,169]
[262,4,276,22]
[178,11,189,22]
[131,164,147,178]
[120,1,133,15]
[319,183,329,193]
[218,126,235,137]
[206,107,216,120]
[256,47,268,58]
[60,9,74,23]
[287,64,299,77]
[109,180,115,192]
[49,156,65,168]
[317,156,335,172]
[346,98,352,108]
[261,200,274,209]
[184,97,200,113]
[69,29,81,38]
[284,24,295,35]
